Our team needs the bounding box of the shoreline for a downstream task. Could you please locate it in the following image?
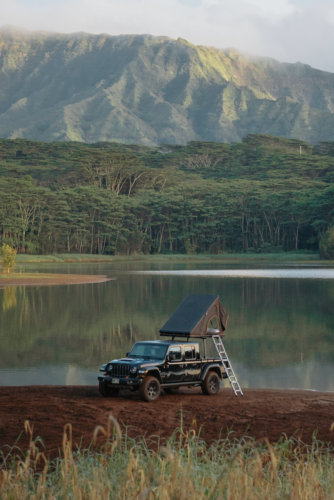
[1,251,333,266]
[0,273,113,288]
[0,386,333,457]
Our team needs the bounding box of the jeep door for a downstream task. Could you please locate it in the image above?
[166,346,184,383]
[183,345,201,382]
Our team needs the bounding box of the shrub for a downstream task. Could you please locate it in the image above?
[0,244,17,273]
[319,226,334,259]
[185,239,196,255]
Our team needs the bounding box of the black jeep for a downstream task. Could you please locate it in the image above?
[98,339,227,402]
[98,294,237,402]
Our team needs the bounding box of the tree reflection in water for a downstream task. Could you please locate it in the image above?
[0,262,333,389]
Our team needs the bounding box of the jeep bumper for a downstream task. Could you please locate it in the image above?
[98,375,141,388]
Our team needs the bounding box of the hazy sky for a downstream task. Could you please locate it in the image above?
[1,0,334,72]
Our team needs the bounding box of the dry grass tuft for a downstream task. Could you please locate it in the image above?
[0,415,334,499]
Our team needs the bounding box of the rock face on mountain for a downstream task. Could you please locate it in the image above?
[1,26,334,145]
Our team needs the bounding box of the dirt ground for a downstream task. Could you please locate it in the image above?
[0,274,112,288]
[1,386,334,458]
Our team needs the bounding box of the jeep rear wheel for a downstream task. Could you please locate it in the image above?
[201,371,220,396]
[99,382,120,397]
[139,376,161,402]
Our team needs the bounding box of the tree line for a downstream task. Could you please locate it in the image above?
[0,134,333,255]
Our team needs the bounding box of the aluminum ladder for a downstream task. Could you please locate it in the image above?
[212,335,243,396]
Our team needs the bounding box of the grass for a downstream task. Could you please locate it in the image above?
[1,416,334,499]
[2,251,327,266]
[14,254,115,263]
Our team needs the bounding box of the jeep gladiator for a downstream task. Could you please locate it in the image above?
[98,339,227,402]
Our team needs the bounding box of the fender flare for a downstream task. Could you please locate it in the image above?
[143,368,162,383]
[201,364,222,381]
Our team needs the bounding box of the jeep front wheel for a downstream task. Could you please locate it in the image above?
[99,382,120,397]
[139,376,161,402]
[201,371,220,396]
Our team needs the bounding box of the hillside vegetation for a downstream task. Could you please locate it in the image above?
[0,134,333,256]
[2,26,334,145]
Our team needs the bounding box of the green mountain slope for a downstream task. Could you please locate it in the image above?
[1,26,334,145]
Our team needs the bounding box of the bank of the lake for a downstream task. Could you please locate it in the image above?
[1,386,334,456]
[0,273,112,287]
[2,388,334,499]
[7,251,333,267]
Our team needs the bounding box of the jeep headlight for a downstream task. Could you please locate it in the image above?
[130,366,138,374]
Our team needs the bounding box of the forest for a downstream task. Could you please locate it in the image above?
[0,133,333,256]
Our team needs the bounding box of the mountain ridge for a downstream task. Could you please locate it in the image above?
[0,27,334,145]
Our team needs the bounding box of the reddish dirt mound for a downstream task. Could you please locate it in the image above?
[1,386,334,457]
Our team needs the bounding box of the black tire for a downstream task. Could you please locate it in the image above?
[164,387,180,394]
[139,376,161,402]
[99,382,120,398]
[201,371,220,396]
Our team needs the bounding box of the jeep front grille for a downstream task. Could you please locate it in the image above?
[109,364,130,377]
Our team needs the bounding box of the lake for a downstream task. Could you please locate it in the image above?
[0,260,333,391]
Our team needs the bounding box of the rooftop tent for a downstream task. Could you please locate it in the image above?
[159,294,228,338]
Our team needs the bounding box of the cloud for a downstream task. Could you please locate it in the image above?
[1,0,334,72]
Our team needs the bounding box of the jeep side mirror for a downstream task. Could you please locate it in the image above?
[126,351,130,357]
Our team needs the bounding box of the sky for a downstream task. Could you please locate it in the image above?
[1,0,334,72]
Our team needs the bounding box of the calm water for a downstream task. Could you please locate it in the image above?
[0,261,333,391]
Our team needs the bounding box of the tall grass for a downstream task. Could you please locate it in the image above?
[1,416,334,499]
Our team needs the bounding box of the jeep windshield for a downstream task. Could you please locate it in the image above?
[129,343,168,360]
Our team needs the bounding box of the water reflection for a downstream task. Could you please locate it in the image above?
[135,269,334,279]
[0,263,333,390]
[0,365,97,386]
[2,358,333,392]
[2,286,17,311]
